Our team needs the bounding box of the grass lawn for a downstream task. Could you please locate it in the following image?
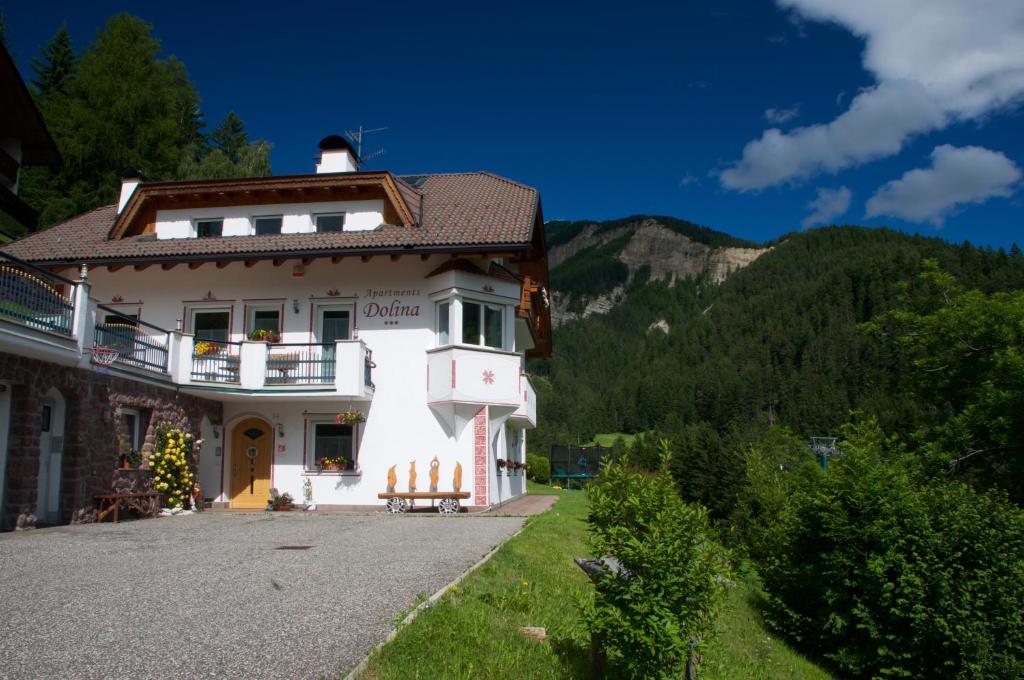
[358,485,830,680]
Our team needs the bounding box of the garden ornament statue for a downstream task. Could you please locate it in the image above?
[453,461,463,493]
[408,461,417,492]
[386,465,397,493]
[429,456,440,492]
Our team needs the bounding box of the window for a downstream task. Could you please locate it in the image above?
[121,408,145,452]
[311,423,354,471]
[462,300,504,349]
[318,308,351,344]
[253,215,282,235]
[195,219,223,238]
[247,307,281,337]
[436,301,450,345]
[315,213,345,232]
[191,309,230,342]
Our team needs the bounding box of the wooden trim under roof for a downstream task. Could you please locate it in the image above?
[110,171,422,240]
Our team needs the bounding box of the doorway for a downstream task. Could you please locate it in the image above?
[229,418,273,509]
[36,388,65,524]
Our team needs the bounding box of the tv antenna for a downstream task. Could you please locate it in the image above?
[345,125,387,165]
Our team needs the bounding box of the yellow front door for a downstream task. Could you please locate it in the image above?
[230,418,273,508]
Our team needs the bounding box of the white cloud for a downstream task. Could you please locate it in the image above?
[721,0,1024,190]
[764,104,801,124]
[866,145,1021,225]
[678,173,701,187]
[801,186,852,228]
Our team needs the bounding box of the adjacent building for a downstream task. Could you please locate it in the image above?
[0,134,550,525]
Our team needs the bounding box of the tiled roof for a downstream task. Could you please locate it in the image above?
[2,172,539,264]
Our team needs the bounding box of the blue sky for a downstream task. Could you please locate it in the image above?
[5,0,1023,247]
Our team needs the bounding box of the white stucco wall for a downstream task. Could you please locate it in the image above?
[154,199,385,239]
[84,255,530,509]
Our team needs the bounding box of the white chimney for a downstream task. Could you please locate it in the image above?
[118,167,144,213]
[316,135,359,173]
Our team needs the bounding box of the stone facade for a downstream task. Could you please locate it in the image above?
[0,352,222,530]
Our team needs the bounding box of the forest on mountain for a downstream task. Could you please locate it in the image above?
[531,226,1024,504]
[12,14,271,228]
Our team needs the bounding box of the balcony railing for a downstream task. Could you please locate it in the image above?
[191,340,242,383]
[0,252,76,337]
[264,343,334,385]
[94,304,170,373]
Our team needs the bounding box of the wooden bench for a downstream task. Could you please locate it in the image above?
[95,492,161,523]
[377,491,471,515]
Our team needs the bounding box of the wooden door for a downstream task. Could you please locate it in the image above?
[229,418,273,509]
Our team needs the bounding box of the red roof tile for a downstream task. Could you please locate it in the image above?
[3,172,539,264]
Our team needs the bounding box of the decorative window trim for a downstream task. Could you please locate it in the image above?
[187,305,233,341]
[243,302,284,337]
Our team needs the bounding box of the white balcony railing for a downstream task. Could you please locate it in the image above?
[510,372,537,427]
[427,345,524,409]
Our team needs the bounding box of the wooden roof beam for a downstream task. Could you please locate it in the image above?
[272,258,286,267]
[161,262,178,271]
[107,264,124,272]
[188,262,203,270]
[361,255,373,263]
[133,264,151,271]
[331,255,345,263]
[244,260,258,268]
[216,261,230,269]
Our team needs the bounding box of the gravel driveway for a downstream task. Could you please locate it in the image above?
[0,512,524,679]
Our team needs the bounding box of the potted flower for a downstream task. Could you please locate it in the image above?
[319,456,347,472]
[268,488,294,511]
[120,449,142,469]
[193,340,224,356]
[335,410,366,425]
[248,329,281,343]
[496,458,506,469]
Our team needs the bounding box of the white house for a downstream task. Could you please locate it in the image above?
[0,135,551,517]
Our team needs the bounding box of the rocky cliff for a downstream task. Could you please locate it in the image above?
[547,216,769,326]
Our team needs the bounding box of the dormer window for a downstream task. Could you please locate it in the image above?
[315,213,346,233]
[253,215,283,235]
[195,219,223,238]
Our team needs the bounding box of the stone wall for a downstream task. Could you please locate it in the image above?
[0,352,222,530]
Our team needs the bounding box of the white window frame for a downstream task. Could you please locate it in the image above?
[435,300,451,347]
[189,306,232,342]
[193,218,224,238]
[251,214,283,236]
[461,297,506,350]
[314,212,347,233]
[121,408,143,452]
[305,418,357,473]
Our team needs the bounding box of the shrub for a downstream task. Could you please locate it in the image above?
[757,420,1024,678]
[150,423,196,509]
[585,441,730,679]
[526,454,550,484]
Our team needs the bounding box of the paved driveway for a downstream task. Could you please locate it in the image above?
[0,512,524,679]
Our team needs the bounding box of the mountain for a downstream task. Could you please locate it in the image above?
[532,223,1024,460]
[545,216,769,325]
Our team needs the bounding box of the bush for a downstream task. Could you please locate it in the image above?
[756,420,1024,678]
[585,441,730,679]
[526,454,550,484]
[150,423,196,509]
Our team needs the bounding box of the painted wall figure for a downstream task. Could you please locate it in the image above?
[429,456,439,492]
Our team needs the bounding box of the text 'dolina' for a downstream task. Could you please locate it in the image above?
[362,299,421,318]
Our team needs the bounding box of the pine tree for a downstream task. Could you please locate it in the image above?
[0,10,8,47]
[1012,243,1022,258]
[211,111,247,164]
[31,25,75,95]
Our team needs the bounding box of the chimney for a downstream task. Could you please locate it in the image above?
[316,135,359,173]
[118,167,145,213]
